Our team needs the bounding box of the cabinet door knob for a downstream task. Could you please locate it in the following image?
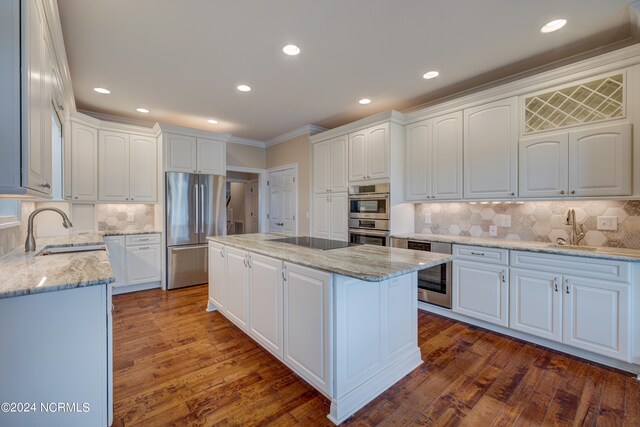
[571,190,576,195]
[74,196,78,199]
[510,192,515,196]
[560,190,565,195]
[41,183,51,189]
[553,277,559,292]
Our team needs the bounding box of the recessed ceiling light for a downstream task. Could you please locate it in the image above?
[93,87,110,94]
[282,44,301,56]
[237,84,251,92]
[422,71,439,80]
[136,107,149,113]
[541,19,567,33]
[207,119,218,124]
[359,98,372,105]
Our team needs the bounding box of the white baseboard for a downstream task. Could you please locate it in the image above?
[111,281,160,295]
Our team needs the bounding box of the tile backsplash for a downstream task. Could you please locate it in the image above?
[415,200,640,249]
[97,204,155,232]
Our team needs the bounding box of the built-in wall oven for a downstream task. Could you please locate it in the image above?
[348,183,390,246]
[391,238,452,308]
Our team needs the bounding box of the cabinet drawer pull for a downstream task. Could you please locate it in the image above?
[500,270,506,283]
[243,257,248,268]
[564,279,570,294]
[220,249,224,258]
[470,252,485,256]
[553,277,559,292]
[138,246,150,250]
[282,270,287,281]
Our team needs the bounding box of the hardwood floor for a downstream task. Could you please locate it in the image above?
[112,285,640,426]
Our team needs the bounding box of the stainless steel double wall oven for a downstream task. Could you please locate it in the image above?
[348,183,390,246]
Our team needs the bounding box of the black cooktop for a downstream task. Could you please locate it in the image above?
[271,236,359,250]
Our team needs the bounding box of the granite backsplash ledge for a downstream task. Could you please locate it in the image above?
[415,200,640,249]
[97,204,155,232]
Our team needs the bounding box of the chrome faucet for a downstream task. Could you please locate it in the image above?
[564,208,585,246]
[25,208,73,252]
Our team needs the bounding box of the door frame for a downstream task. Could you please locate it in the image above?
[267,163,298,236]
[226,165,268,233]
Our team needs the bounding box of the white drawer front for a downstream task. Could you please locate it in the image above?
[510,251,630,283]
[454,245,509,265]
[126,233,161,246]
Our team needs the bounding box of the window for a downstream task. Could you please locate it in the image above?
[0,200,21,228]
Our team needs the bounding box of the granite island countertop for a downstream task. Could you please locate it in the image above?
[392,233,640,263]
[208,233,453,282]
[0,230,162,299]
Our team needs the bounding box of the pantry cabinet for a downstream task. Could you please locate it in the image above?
[312,193,348,241]
[165,133,226,175]
[519,122,632,198]
[98,131,157,202]
[348,123,389,182]
[405,111,463,201]
[71,122,98,201]
[463,97,518,199]
[312,135,348,193]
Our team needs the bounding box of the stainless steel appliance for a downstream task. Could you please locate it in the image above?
[391,238,452,308]
[270,236,358,250]
[348,183,391,246]
[165,172,225,289]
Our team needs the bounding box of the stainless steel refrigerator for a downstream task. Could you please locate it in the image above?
[165,172,225,289]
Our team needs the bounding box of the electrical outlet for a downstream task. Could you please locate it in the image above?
[489,225,498,236]
[424,213,432,224]
[127,212,135,222]
[597,216,617,231]
[500,215,511,227]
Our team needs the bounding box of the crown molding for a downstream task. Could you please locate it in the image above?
[156,122,231,142]
[228,136,266,148]
[309,110,406,143]
[72,111,159,136]
[78,109,156,128]
[265,125,327,147]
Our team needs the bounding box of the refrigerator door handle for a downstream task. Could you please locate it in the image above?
[201,184,205,235]
[194,184,199,235]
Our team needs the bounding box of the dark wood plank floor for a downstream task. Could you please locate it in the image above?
[112,285,640,426]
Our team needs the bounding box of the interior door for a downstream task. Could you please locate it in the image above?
[268,168,297,234]
[245,180,259,233]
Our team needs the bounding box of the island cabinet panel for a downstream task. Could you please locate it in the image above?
[283,263,332,395]
[208,242,226,311]
[225,247,249,331]
[248,253,284,359]
[334,272,418,399]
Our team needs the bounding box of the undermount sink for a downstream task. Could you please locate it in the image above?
[37,245,106,256]
[546,244,598,251]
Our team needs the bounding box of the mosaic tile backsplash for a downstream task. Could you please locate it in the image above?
[415,200,640,249]
[97,204,155,232]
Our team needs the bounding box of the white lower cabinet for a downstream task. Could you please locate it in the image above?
[105,234,161,291]
[283,263,332,395]
[208,242,226,311]
[126,244,161,285]
[248,253,284,359]
[453,259,509,327]
[225,247,250,331]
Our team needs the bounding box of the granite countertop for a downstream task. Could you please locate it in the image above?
[0,230,162,299]
[101,230,161,236]
[392,233,640,263]
[207,233,453,282]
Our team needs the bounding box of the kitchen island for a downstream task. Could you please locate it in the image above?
[207,233,452,424]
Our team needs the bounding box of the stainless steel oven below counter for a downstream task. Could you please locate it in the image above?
[391,238,452,309]
[348,228,390,247]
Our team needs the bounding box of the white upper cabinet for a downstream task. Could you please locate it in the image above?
[165,133,226,175]
[312,193,348,242]
[98,131,129,201]
[568,122,632,197]
[405,111,463,201]
[71,122,98,201]
[197,138,226,175]
[348,124,389,182]
[313,135,348,194]
[519,132,569,198]
[98,131,157,202]
[464,97,518,199]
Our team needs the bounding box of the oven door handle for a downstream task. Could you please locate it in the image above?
[349,193,389,200]
[349,229,390,237]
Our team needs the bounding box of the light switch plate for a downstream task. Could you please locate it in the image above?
[424,213,432,224]
[489,225,498,236]
[127,212,135,222]
[597,216,617,231]
[500,215,511,227]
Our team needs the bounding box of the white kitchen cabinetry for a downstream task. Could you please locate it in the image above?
[248,253,284,359]
[405,111,463,201]
[312,193,348,241]
[519,123,632,198]
[71,122,98,201]
[126,244,161,285]
[283,262,332,395]
[312,135,348,193]
[106,234,161,293]
[98,131,157,202]
[348,123,389,182]
[165,133,226,175]
[0,285,111,427]
[225,247,250,331]
[464,97,518,199]
[208,242,226,311]
[104,236,127,286]
[453,245,510,327]
[509,251,631,362]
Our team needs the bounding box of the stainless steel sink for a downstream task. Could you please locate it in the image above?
[37,245,106,256]
[546,244,598,251]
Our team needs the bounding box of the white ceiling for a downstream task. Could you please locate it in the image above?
[57,0,634,141]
